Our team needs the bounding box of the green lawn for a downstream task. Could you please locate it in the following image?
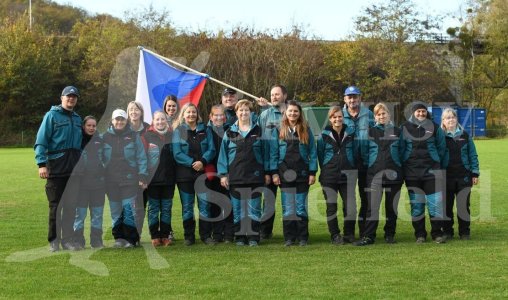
[1,140,507,299]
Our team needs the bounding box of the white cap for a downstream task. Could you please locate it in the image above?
[112,109,127,119]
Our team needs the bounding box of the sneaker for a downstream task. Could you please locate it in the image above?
[331,234,344,246]
[460,234,470,240]
[385,236,397,244]
[161,238,172,247]
[236,241,245,246]
[62,242,78,251]
[73,243,85,251]
[151,238,161,247]
[353,237,374,246]
[124,242,135,248]
[113,239,127,248]
[434,236,447,244]
[416,237,426,244]
[184,239,195,246]
[299,240,308,247]
[248,240,258,247]
[167,231,175,242]
[49,240,60,252]
[260,233,273,241]
[343,235,355,243]
[224,238,234,244]
[90,242,104,249]
[203,237,217,245]
[284,240,294,247]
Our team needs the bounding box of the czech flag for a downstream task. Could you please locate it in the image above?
[136,48,207,123]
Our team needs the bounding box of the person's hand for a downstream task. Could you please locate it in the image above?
[256,97,270,107]
[38,167,48,179]
[472,177,479,185]
[192,161,204,171]
[139,181,147,189]
[220,177,229,189]
[272,174,281,186]
[309,175,316,185]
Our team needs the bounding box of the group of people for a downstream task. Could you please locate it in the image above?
[34,84,480,252]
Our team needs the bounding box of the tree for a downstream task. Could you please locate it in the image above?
[325,0,452,123]
[447,0,508,125]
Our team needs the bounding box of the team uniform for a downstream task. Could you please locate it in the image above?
[34,104,82,248]
[73,131,106,248]
[207,120,234,242]
[271,127,318,244]
[317,125,358,243]
[257,106,283,238]
[218,119,269,245]
[400,114,446,241]
[442,127,480,239]
[102,126,148,247]
[142,126,176,243]
[342,104,374,238]
[360,123,403,243]
[172,122,216,244]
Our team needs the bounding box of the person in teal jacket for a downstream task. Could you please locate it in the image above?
[440,108,480,240]
[257,84,288,240]
[400,102,447,243]
[102,109,148,248]
[218,100,271,246]
[317,106,357,245]
[342,86,374,239]
[271,101,317,246]
[73,115,106,249]
[172,103,216,246]
[34,85,82,252]
[355,103,403,246]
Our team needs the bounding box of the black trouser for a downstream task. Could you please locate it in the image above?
[107,184,139,245]
[207,178,234,241]
[260,183,278,236]
[280,182,309,242]
[406,179,445,239]
[322,182,357,238]
[357,171,368,237]
[363,181,402,241]
[46,176,78,244]
[444,178,472,237]
[74,187,105,246]
[177,181,212,242]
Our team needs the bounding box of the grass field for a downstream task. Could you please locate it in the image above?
[1,139,508,299]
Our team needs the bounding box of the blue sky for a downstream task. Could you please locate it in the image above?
[51,0,467,40]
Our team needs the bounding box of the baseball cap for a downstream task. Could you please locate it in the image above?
[344,86,361,96]
[112,109,127,119]
[222,88,237,95]
[62,86,80,97]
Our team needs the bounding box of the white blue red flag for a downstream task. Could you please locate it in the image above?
[136,48,207,123]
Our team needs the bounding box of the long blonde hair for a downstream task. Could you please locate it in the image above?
[279,100,309,144]
[174,103,202,129]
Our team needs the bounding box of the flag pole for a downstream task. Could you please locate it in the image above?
[138,46,262,101]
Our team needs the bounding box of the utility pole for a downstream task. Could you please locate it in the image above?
[29,0,32,31]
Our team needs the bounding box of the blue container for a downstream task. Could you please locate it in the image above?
[431,107,486,137]
[428,106,442,124]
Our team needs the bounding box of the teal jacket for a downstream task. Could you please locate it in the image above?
[34,105,82,177]
[343,105,374,171]
[102,126,148,185]
[218,119,269,185]
[271,126,318,183]
[442,127,480,179]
